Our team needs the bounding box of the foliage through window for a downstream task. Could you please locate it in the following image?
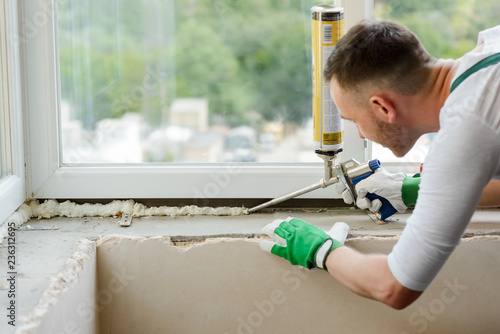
[58,0,326,164]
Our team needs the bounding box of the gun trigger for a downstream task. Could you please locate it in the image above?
[335,164,357,203]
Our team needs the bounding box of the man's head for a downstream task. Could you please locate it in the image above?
[324,20,434,156]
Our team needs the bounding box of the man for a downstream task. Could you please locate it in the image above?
[260,20,500,309]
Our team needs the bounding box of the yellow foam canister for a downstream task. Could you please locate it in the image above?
[311,5,344,154]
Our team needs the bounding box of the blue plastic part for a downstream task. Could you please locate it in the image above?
[364,193,398,220]
[351,159,397,220]
[368,159,381,172]
[351,173,370,184]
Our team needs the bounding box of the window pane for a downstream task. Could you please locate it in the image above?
[373,0,500,162]
[57,0,327,164]
[0,16,12,181]
[0,101,11,180]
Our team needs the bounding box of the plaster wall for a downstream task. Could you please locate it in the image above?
[16,240,98,334]
[96,235,500,334]
[37,245,98,334]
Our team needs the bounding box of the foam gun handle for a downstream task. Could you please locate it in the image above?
[350,161,398,221]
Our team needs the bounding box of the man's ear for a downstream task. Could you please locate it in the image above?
[369,95,397,123]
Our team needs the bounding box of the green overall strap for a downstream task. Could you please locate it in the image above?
[450,52,500,93]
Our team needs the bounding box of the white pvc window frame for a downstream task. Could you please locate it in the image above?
[0,0,26,223]
[22,0,373,200]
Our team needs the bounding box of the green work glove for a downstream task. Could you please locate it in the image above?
[401,174,420,207]
[355,170,421,213]
[260,217,348,270]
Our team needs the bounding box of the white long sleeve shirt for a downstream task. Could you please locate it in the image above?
[388,25,500,291]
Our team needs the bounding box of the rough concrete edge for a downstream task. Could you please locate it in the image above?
[96,234,262,253]
[95,233,500,250]
[15,239,96,334]
[96,234,148,248]
[460,235,500,242]
[346,235,401,242]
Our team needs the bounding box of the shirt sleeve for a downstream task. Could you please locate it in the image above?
[388,112,500,291]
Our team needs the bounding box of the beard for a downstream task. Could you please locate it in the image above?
[372,117,419,157]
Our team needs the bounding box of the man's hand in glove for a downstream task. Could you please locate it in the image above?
[260,217,349,270]
[335,169,420,214]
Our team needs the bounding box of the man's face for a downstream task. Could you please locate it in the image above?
[330,80,415,157]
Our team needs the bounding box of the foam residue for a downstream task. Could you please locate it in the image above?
[29,199,248,219]
[16,239,96,334]
[0,204,32,244]
[0,199,248,243]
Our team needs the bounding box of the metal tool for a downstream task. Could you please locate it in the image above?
[120,214,133,227]
[248,157,383,214]
[15,225,58,231]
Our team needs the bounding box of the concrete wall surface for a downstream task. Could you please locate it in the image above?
[15,240,98,334]
[96,235,500,334]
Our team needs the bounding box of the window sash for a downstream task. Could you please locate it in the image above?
[0,0,26,224]
[0,8,11,180]
[23,0,373,200]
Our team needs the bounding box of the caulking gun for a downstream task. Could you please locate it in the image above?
[248,5,398,220]
[248,157,397,221]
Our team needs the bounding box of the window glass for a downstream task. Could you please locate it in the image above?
[57,0,331,164]
[0,100,11,180]
[0,16,12,181]
[373,0,500,162]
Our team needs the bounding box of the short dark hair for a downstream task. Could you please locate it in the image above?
[324,20,433,96]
